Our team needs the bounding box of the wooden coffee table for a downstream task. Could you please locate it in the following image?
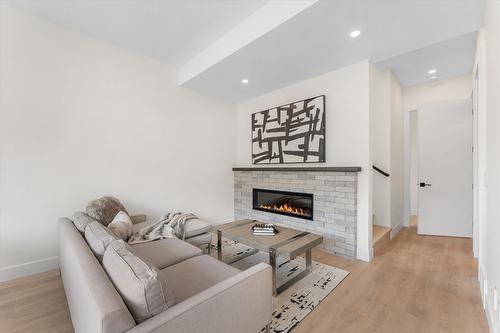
[215,219,323,296]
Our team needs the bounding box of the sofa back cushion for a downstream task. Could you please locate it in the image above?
[102,240,174,323]
[71,211,97,234]
[85,221,117,261]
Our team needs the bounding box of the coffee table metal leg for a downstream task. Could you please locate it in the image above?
[305,249,312,272]
[217,230,222,261]
[275,250,314,296]
[269,248,277,296]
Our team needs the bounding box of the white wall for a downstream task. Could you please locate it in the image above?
[369,66,403,237]
[409,111,418,215]
[476,2,500,332]
[0,6,236,281]
[235,61,373,262]
[390,73,403,235]
[401,74,472,226]
[403,75,473,111]
[370,66,391,228]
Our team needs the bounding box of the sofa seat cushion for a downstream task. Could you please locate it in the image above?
[158,255,240,303]
[185,233,212,248]
[84,221,117,261]
[130,238,202,270]
[183,218,212,238]
[103,240,175,324]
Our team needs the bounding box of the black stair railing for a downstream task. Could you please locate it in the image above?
[372,165,390,177]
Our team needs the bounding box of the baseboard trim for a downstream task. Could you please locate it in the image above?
[356,246,373,262]
[410,209,418,216]
[0,257,59,283]
[391,222,403,239]
[485,293,499,333]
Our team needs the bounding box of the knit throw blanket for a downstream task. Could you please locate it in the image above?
[128,212,197,244]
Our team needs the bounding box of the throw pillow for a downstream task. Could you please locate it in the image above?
[102,240,174,323]
[86,196,128,226]
[108,211,133,241]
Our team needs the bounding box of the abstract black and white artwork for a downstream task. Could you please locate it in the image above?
[252,95,325,164]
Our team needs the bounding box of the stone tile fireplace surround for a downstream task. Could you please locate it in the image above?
[233,167,361,259]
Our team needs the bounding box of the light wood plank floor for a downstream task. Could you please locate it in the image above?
[411,214,418,226]
[0,225,488,333]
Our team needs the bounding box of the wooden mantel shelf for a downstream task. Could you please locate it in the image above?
[232,166,362,172]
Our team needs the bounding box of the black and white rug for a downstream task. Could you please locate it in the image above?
[211,239,349,333]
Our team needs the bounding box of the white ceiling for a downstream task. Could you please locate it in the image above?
[6,0,269,65]
[6,0,485,102]
[182,0,485,101]
[376,32,477,86]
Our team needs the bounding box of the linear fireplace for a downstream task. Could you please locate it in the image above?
[252,188,313,220]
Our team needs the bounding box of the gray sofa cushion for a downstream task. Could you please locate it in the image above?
[71,211,97,233]
[103,240,174,324]
[184,233,212,248]
[85,221,117,260]
[158,255,240,303]
[131,238,202,270]
[183,218,212,238]
[86,196,128,227]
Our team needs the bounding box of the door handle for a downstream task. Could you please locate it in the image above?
[419,182,432,188]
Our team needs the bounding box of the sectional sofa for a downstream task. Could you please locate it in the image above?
[58,214,272,333]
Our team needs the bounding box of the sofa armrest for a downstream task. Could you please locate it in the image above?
[126,263,272,333]
[130,214,147,224]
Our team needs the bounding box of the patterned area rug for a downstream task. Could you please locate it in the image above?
[211,239,349,333]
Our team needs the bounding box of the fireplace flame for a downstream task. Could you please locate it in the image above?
[259,203,307,216]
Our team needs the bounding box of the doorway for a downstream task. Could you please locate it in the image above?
[409,99,473,238]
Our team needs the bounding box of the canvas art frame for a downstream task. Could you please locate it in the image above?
[251,95,326,164]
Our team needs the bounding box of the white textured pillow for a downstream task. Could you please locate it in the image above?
[108,211,133,241]
[84,221,117,260]
[103,240,174,323]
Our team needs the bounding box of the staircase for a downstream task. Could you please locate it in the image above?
[373,224,391,256]
[371,166,392,256]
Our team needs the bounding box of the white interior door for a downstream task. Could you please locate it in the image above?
[417,99,472,237]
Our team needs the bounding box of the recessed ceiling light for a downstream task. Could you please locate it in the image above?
[350,30,361,38]
[428,69,437,74]
[241,78,249,84]
[429,76,437,80]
